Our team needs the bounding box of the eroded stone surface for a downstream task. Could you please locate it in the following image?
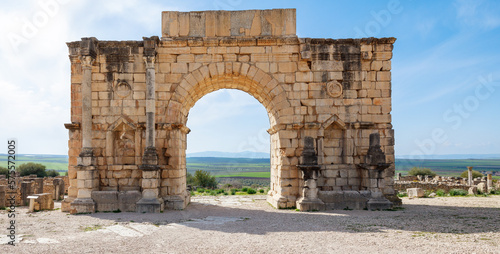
[64,8,397,213]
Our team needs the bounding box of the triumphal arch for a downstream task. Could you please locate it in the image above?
[63,9,398,213]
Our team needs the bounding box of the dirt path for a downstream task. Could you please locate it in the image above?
[1,195,499,253]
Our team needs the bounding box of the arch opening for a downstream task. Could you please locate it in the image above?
[186,89,271,193]
[161,64,297,209]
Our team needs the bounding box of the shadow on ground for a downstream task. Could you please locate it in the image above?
[74,197,500,235]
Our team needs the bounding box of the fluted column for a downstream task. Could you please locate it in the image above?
[79,55,94,161]
[137,36,163,213]
[141,55,159,166]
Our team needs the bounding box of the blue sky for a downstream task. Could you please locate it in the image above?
[0,0,499,157]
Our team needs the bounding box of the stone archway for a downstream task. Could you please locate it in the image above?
[162,63,297,209]
[64,8,398,213]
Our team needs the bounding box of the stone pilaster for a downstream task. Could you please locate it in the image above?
[137,36,163,213]
[79,54,95,162]
[71,38,98,214]
[296,137,325,211]
[142,54,158,166]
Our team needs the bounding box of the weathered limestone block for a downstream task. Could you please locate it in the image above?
[476,182,487,193]
[162,9,296,38]
[0,185,5,209]
[32,193,54,211]
[21,181,34,206]
[92,191,119,212]
[318,190,370,210]
[468,186,478,195]
[118,191,142,212]
[407,188,424,198]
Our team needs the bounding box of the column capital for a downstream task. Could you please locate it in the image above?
[80,55,95,69]
[143,56,155,69]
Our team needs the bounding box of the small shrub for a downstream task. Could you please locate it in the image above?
[247,188,256,194]
[449,189,468,196]
[17,162,47,177]
[423,190,432,198]
[242,187,248,192]
[460,170,483,179]
[408,167,436,177]
[0,166,9,176]
[230,189,237,195]
[197,188,205,193]
[436,189,446,197]
[259,189,264,194]
[186,172,195,186]
[193,170,217,189]
[46,169,59,177]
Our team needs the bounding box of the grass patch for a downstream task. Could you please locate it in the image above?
[449,189,468,196]
[436,189,446,197]
[81,225,103,232]
[397,191,407,198]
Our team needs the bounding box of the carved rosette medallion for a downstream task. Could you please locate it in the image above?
[115,81,132,98]
[326,80,343,98]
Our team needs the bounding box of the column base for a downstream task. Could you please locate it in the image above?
[164,195,190,210]
[266,194,293,209]
[61,196,75,212]
[367,190,393,210]
[70,198,95,214]
[384,194,402,207]
[136,198,164,213]
[367,198,393,210]
[77,148,95,166]
[296,197,325,211]
[141,146,158,166]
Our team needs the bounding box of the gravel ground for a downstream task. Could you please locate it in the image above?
[1,195,499,254]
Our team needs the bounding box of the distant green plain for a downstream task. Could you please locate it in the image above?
[0,154,68,172]
[2,155,499,179]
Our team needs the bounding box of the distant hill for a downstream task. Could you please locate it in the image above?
[396,154,500,160]
[187,151,270,158]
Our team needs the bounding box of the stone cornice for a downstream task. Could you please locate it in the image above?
[64,122,80,130]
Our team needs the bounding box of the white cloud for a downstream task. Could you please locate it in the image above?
[454,0,500,29]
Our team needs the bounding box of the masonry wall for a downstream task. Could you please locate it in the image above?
[65,9,396,210]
